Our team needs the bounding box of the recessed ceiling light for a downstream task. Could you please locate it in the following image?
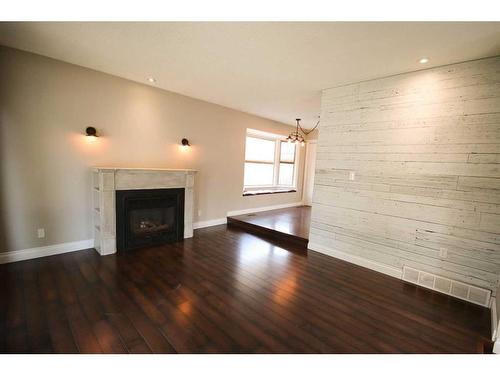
[147,77,156,83]
[419,57,429,64]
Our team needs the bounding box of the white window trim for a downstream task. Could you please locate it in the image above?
[243,129,300,193]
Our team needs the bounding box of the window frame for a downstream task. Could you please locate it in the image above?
[243,129,299,194]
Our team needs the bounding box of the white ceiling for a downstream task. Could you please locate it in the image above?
[1,22,499,127]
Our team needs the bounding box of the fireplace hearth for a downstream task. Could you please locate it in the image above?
[116,188,185,251]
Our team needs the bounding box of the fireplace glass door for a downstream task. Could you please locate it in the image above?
[116,188,184,251]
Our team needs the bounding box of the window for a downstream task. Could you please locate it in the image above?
[243,129,299,195]
[244,137,276,186]
[278,141,296,186]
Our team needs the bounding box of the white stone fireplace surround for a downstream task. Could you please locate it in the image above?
[92,168,196,255]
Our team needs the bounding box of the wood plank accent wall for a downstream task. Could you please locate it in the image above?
[309,56,500,293]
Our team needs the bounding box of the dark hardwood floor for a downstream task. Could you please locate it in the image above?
[0,224,492,353]
[228,206,311,249]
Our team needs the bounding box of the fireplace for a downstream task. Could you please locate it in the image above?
[116,188,185,251]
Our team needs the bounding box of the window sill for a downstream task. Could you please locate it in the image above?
[242,189,297,196]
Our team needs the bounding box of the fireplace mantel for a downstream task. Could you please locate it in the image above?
[91,167,197,255]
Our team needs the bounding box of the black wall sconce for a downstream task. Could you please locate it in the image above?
[179,138,191,152]
[86,126,98,137]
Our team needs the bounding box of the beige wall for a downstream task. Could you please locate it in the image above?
[310,56,500,293]
[0,46,304,252]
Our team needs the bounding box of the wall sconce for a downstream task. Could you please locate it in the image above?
[179,138,191,152]
[85,126,99,137]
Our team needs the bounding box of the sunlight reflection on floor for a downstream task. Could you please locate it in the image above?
[236,234,291,264]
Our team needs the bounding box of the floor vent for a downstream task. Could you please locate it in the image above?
[402,266,491,307]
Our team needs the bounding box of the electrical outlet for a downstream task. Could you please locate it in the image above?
[198,209,202,217]
[349,171,356,181]
[37,228,45,238]
[439,248,448,258]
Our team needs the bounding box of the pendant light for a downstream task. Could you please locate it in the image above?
[286,118,319,146]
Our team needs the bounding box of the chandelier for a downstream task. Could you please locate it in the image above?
[286,118,320,146]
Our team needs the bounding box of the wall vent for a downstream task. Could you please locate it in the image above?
[402,266,491,307]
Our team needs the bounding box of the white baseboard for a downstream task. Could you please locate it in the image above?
[227,201,303,217]
[193,218,227,229]
[307,241,403,279]
[0,239,94,264]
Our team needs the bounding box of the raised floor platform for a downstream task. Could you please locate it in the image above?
[227,206,311,250]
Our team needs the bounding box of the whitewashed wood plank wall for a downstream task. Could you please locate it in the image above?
[309,56,500,293]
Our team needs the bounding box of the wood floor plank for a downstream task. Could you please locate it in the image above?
[3,263,28,353]
[85,257,176,354]
[44,302,79,353]
[64,303,103,354]
[22,262,52,353]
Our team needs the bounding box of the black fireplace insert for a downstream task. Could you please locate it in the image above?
[116,188,184,251]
